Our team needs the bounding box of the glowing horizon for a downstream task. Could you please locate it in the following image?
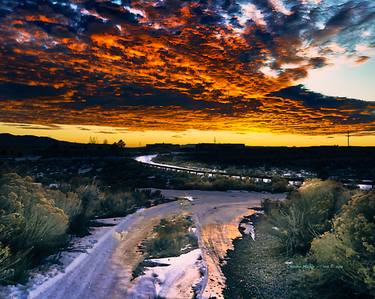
[0,0,374,145]
[1,123,374,147]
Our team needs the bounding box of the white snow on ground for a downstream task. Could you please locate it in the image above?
[2,202,182,299]
[239,222,255,240]
[0,216,130,299]
[135,154,211,174]
[0,190,285,299]
[181,196,194,202]
[134,154,158,165]
[78,167,93,174]
[358,184,373,190]
[131,249,205,299]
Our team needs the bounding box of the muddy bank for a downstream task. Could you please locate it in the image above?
[221,213,294,299]
[156,189,285,299]
[198,209,258,299]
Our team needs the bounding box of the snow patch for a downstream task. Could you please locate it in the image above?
[0,213,143,299]
[144,249,204,298]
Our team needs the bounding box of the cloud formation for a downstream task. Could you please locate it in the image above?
[0,0,374,135]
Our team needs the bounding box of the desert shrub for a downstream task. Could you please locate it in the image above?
[142,215,198,258]
[100,192,134,217]
[19,199,68,251]
[134,189,166,207]
[169,173,283,192]
[0,195,23,246]
[261,198,282,216]
[309,191,375,298]
[101,189,166,217]
[131,190,151,207]
[141,189,164,203]
[133,215,198,279]
[269,179,350,255]
[0,173,70,283]
[0,172,168,284]
[0,243,31,284]
[66,184,104,235]
[0,244,15,282]
[76,184,104,219]
[0,174,69,251]
[271,177,289,192]
[48,190,81,222]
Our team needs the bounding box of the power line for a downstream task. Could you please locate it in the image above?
[347,131,350,147]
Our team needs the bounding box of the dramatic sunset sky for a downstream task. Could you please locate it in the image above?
[0,0,374,146]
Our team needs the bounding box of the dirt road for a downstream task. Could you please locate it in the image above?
[31,201,181,299]
[30,190,285,299]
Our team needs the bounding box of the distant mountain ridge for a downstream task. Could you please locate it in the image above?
[0,133,71,147]
[0,133,129,157]
[0,133,83,157]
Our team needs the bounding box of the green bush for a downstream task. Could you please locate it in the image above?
[133,215,198,279]
[76,184,104,219]
[271,177,289,192]
[142,215,198,258]
[269,179,350,255]
[0,174,69,251]
[0,173,70,283]
[0,243,30,284]
[0,244,15,282]
[48,190,81,223]
[309,191,375,298]
[19,199,68,251]
[100,192,134,217]
[99,189,166,217]
[262,198,282,216]
[0,172,168,284]
[245,180,375,299]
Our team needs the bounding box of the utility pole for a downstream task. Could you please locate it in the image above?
[214,136,216,144]
[347,131,350,147]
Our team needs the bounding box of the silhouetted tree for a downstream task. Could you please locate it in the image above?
[113,139,126,149]
[88,136,97,144]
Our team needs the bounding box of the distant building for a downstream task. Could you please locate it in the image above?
[145,143,181,152]
[180,144,196,149]
[195,143,245,151]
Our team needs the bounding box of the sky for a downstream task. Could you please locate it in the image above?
[0,0,374,146]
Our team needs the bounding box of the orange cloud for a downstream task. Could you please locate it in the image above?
[0,0,373,136]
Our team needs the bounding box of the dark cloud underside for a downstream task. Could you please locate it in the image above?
[0,0,374,135]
